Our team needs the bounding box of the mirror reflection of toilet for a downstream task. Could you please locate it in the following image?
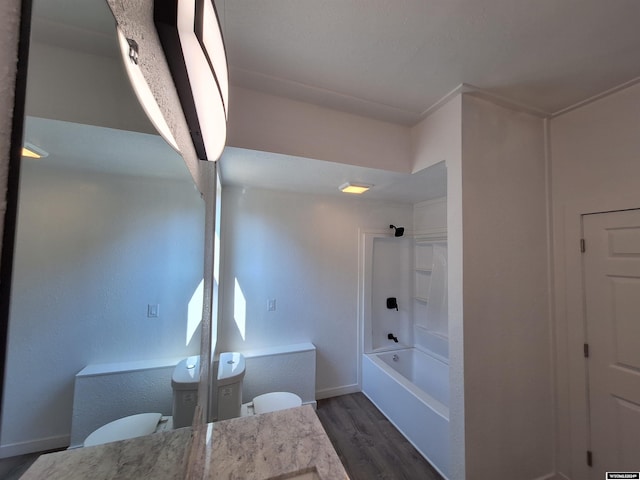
[82,351,303,446]
[82,356,200,447]
[216,352,302,421]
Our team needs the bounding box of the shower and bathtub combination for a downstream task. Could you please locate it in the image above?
[360,227,450,479]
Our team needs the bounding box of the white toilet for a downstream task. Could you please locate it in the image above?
[83,352,302,445]
[83,356,200,447]
[216,352,302,421]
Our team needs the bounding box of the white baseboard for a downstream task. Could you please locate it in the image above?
[315,383,360,400]
[0,434,69,459]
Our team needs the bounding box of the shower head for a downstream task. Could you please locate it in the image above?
[389,225,405,237]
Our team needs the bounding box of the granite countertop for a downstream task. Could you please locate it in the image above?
[191,405,348,480]
[22,405,348,480]
[21,427,193,480]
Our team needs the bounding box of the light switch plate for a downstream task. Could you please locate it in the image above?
[147,304,160,318]
[267,299,276,312]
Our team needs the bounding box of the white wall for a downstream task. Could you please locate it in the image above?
[411,99,463,174]
[227,86,413,173]
[26,41,155,137]
[370,236,413,350]
[218,186,413,398]
[411,96,464,479]
[0,161,204,456]
[461,95,552,479]
[240,343,316,407]
[414,197,447,233]
[550,81,640,479]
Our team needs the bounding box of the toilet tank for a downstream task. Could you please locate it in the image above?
[172,356,200,428]
[217,352,246,421]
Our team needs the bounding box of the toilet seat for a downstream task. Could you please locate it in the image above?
[83,413,165,447]
[252,392,302,414]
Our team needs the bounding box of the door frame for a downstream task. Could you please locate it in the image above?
[559,196,640,479]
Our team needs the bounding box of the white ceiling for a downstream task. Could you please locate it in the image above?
[24,116,194,182]
[28,0,640,202]
[219,147,446,204]
[215,0,640,124]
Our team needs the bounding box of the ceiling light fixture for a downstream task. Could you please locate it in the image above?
[339,182,372,194]
[154,0,228,162]
[21,142,48,159]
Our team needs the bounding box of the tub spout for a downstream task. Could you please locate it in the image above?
[387,333,398,343]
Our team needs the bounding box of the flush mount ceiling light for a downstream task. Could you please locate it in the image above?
[339,182,372,194]
[21,142,48,159]
[155,0,228,162]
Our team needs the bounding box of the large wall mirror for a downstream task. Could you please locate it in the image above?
[0,0,207,457]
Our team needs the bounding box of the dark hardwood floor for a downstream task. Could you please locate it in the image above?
[316,393,444,480]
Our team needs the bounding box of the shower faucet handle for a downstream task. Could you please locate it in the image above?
[387,333,399,343]
[387,297,399,310]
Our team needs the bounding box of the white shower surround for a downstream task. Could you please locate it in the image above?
[360,219,450,478]
[363,347,450,479]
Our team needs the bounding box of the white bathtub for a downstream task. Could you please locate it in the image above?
[362,348,450,479]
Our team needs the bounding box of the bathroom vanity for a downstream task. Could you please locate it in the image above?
[21,406,348,479]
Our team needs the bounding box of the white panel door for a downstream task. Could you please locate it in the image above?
[584,209,640,478]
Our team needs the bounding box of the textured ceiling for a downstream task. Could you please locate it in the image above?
[32,0,640,125]
[216,0,640,124]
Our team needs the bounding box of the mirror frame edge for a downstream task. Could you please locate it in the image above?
[0,0,33,420]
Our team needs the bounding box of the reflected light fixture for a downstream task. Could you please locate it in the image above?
[21,142,48,159]
[154,0,228,162]
[339,182,372,194]
[116,27,179,153]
